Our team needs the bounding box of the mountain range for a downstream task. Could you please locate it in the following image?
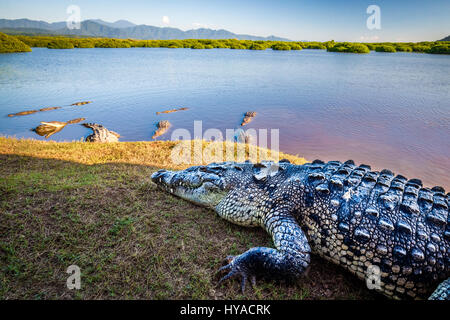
[0,18,290,41]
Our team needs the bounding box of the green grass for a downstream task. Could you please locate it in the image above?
[0,137,378,300]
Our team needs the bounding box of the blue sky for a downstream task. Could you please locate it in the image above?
[1,0,449,41]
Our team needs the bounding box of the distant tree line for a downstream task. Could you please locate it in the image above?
[2,32,449,54]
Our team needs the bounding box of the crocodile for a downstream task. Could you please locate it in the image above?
[33,118,85,139]
[151,159,449,300]
[241,111,257,126]
[82,123,120,142]
[152,120,171,139]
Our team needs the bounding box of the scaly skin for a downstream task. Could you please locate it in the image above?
[151,159,449,300]
[82,123,120,142]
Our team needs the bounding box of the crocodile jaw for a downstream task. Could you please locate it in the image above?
[151,168,228,208]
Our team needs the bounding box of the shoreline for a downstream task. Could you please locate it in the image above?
[2,137,448,190]
[0,136,307,169]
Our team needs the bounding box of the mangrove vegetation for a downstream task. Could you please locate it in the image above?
[0,32,31,53]
[1,33,449,55]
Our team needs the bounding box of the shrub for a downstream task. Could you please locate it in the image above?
[0,32,32,53]
[73,39,95,48]
[412,45,430,53]
[323,40,335,49]
[213,41,229,49]
[198,39,214,46]
[306,43,326,50]
[395,45,413,52]
[238,40,252,49]
[9,35,446,56]
[159,40,183,48]
[47,39,74,49]
[129,40,147,48]
[271,42,291,50]
[428,45,450,54]
[328,42,370,54]
[95,39,131,48]
[15,35,51,47]
[327,44,347,52]
[143,40,161,48]
[191,43,205,49]
[249,43,266,50]
[229,43,246,49]
[375,45,396,52]
[349,43,371,53]
[289,43,303,50]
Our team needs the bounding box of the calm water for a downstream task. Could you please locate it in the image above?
[0,48,449,189]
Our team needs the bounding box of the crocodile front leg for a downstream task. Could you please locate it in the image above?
[429,278,450,300]
[218,209,311,292]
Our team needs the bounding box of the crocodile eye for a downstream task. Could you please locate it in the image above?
[252,163,268,180]
[253,163,267,169]
[252,162,281,181]
[199,165,225,174]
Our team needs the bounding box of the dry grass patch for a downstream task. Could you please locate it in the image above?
[0,137,307,169]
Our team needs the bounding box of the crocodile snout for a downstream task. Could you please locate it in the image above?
[151,169,173,186]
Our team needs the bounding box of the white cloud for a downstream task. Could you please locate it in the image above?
[192,22,207,29]
[359,35,380,42]
[191,22,221,30]
[162,16,170,25]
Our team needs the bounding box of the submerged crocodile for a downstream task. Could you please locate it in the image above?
[82,123,120,142]
[33,118,86,139]
[151,159,449,300]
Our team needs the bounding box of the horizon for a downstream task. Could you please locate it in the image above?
[1,0,449,42]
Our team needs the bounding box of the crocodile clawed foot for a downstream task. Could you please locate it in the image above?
[217,255,256,294]
[224,255,235,264]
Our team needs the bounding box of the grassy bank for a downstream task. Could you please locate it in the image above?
[0,137,378,300]
[6,34,450,54]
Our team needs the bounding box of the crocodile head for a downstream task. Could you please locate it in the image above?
[151,163,250,208]
[151,161,290,210]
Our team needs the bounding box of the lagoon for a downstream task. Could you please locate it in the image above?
[0,47,449,188]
